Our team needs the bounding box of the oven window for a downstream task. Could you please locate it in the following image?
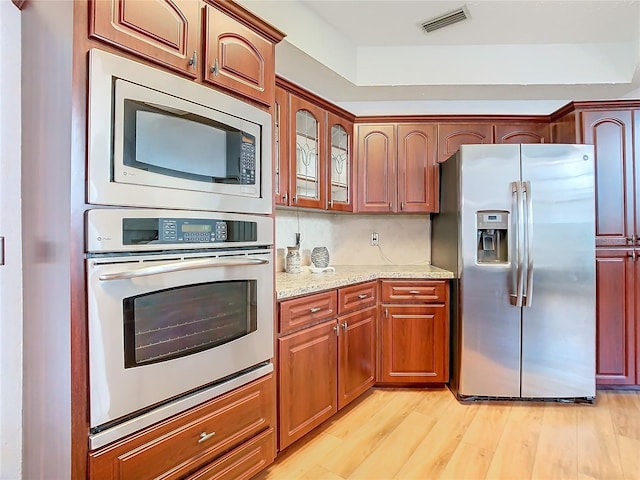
[123,280,257,368]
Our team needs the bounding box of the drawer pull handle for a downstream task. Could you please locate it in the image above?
[198,431,216,443]
[408,290,421,294]
[309,307,322,313]
[357,294,368,299]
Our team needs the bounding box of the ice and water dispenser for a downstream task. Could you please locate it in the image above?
[476,211,508,264]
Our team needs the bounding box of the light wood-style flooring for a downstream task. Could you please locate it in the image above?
[255,387,640,480]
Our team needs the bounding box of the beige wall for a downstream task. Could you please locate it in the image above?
[275,209,431,271]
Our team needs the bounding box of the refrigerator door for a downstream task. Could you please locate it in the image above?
[458,144,522,397]
[520,144,596,398]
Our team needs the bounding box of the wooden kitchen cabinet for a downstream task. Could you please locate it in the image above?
[89,0,201,77]
[437,122,493,163]
[595,249,638,385]
[202,3,275,105]
[494,122,550,144]
[582,109,638,247]
[356,123,438,213]
[89,0,282,106]
[88,373,276,479]
[276,80,355,211]
[274,86,290,206]
[379,280,449,384]
[277,282,377,450]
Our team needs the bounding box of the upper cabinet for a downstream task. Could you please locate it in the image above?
[494,122,550,144]
[327,113,354,212]
[275,79,355,212]
[356,123,438,213]
[581,109,637,247]
[89,0,284,106]
[437,123,493,163]
[89,0,201,77]
[202,3,275,105]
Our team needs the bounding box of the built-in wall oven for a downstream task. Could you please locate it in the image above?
[86,209,274,449]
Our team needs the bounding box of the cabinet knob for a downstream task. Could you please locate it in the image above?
[309,307,322,313]
[408,290,421,294]
[341,321,348,331]
[629,251,638,261]
[333,324,340,335]
[188,51,197,68]
[389,202,392,210]
[401,202,404,211]
[357,294,368,299]
[282,193,288,203]
[198,431,216,443]
[627,235,637,244]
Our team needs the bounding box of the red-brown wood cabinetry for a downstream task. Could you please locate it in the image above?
[89,0,201,77]
[274,85,289,206]
[494,122,550,144]
[582,109,637,248]
[89,0,283,106]
[88,374,276,480]
[437,123,493,163]
[379,280,449,384]
[595,249,638,385]
[277,282,377,450]
[356,123,437,213]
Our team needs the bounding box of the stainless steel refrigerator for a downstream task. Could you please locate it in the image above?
[432,144,596,401]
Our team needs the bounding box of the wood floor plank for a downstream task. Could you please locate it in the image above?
[607,391,640,441]
[392,399,480,479]
[485,403,545,480]
[318,390,426,478]
[576,393,624,480]
[616,434,640,480]
[347,410,437,479]
[261,388,640,480]
[531,403,578,480]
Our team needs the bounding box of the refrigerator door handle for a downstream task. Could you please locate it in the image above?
[523,180,534,307]
[509,181,525,307]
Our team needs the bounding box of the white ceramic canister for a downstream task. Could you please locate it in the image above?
[285,246,301,274]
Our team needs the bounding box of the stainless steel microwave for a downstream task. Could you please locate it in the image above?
[88,48,272,214]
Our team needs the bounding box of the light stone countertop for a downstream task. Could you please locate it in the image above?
[276,264,455,300]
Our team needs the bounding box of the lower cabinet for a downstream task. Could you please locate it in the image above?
[88,374,275,480]
[596,249,638,385]
[379,280,450,384]
[277,282,377,450]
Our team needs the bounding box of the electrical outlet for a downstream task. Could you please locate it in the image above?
[370,232,379,246]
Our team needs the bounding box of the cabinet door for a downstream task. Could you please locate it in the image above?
[278,320,338,450]
[327,113,354,212]
[595,249,637,385]
[274,86,290,206]
[582,110,635,247]
[397,123,438,213]
[437,123,493,163]
[290,95,326,209]
[494,123,550,144]
[356,124,396,213]
[89,0,200,77]
[380,305,448,383]
[338,306,376,410]
[203,4,275,106]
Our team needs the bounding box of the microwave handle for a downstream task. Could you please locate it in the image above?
[98,256,269,281]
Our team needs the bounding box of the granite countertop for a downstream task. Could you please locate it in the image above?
[276,264,454,299]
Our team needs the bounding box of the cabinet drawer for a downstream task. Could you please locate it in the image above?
[185,427,275,480]
[279,290,337,334]
[338,281,377,314]
[380,280,447,303]
[88,374,275,480]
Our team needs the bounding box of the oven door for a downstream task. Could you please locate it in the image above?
[86,248,274,433]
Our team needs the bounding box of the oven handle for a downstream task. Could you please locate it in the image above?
[98,257,270,281]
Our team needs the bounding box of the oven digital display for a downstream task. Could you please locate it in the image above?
[181,224,212,233]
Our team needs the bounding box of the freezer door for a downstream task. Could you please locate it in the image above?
[520,144,596,398]
[458,144,522,398]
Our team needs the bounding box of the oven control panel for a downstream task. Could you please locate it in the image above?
[121,217,257,245]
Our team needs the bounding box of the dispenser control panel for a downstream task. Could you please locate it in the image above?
[477,212,508,230]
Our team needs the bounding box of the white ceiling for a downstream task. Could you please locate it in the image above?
[237,0,640,115]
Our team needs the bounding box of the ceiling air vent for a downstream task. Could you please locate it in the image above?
[421,6,469,33]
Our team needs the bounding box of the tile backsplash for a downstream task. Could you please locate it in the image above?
[275,209,431,271]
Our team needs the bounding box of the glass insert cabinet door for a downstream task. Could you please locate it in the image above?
[328,112,353,211]
[290,95,325,208]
